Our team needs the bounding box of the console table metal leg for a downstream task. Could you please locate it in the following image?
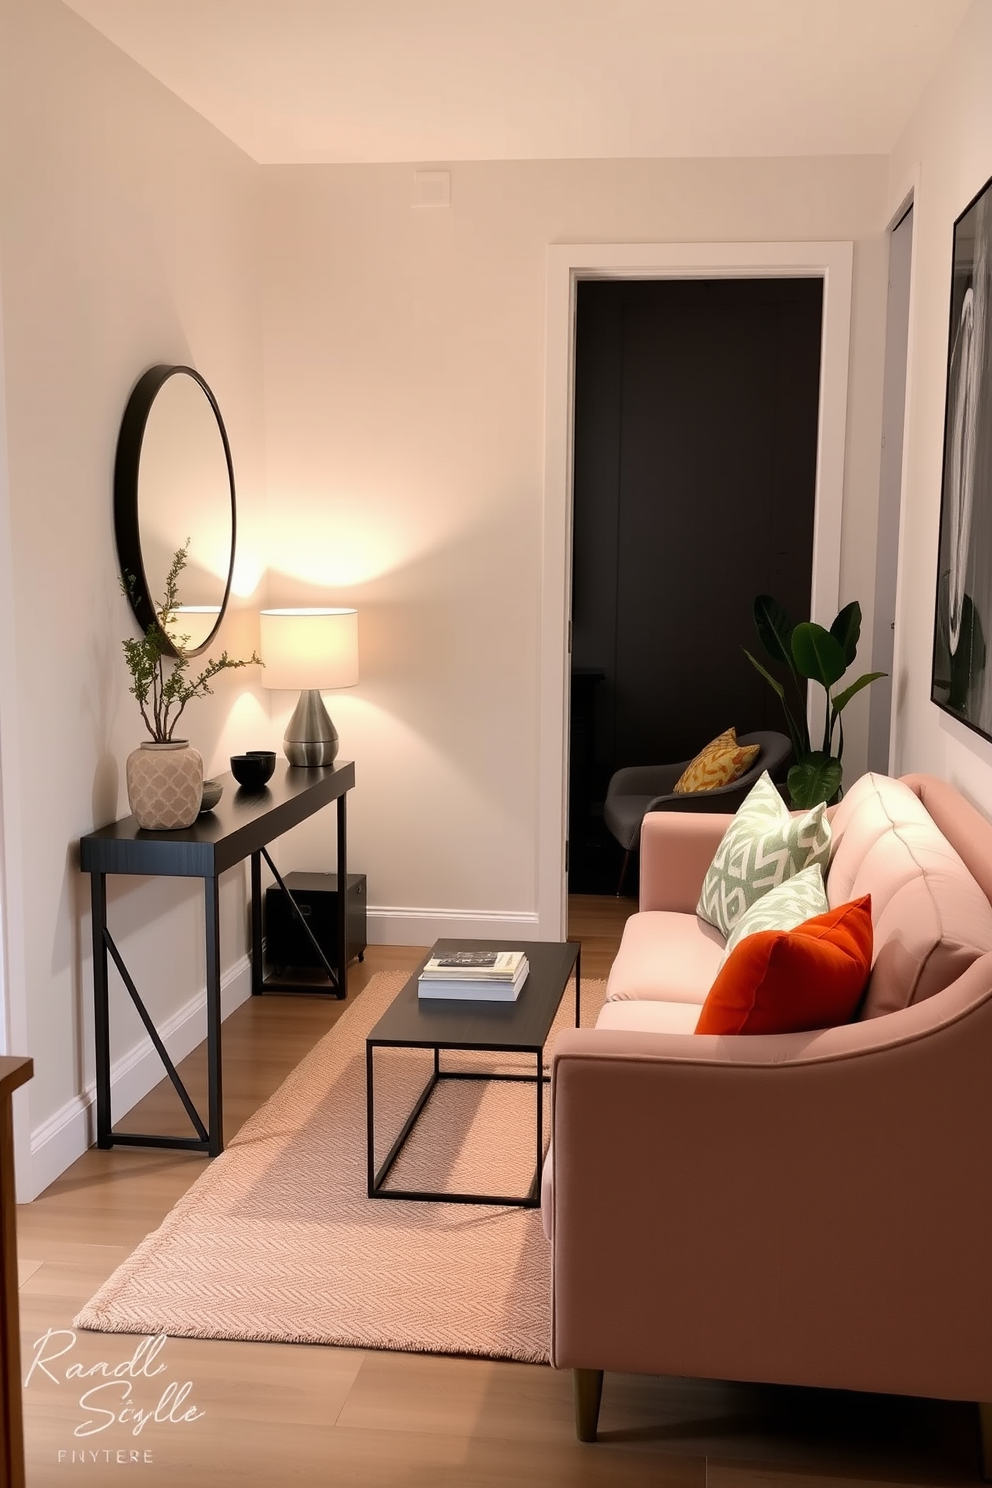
[250,851,263,996]
[337,793,348,993]
[204,876,223,1156]
[91,873,112,1149]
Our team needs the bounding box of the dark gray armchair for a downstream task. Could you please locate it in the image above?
[604,730,793,895]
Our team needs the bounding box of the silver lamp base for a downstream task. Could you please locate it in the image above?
[283,689,340,766]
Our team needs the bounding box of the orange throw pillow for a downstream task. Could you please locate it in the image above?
[695,896,873,1036]
[673,727,760,794]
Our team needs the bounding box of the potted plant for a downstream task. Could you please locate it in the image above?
[743,595,886,809]
[121,543,261,829]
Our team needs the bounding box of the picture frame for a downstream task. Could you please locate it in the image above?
[932,170,992,739]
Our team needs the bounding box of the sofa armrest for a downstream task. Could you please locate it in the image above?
[639,810,731,912]
[549,954,992,1404]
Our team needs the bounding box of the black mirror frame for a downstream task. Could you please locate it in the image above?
[114,364,237,659]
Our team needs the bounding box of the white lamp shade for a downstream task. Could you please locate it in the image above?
[259,608,359,692]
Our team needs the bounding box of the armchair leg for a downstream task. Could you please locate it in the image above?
[573,1368,603,1443]
[616,851,631,897]
[979,1403,992,1480]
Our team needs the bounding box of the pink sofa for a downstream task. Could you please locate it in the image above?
[545,772,992,1467]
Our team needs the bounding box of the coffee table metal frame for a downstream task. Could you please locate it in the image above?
[366,939,580,1207]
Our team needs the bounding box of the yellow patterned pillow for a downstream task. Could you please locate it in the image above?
[673,727,760,795]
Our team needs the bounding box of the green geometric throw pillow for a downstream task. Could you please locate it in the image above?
[697,772,831,939]
[717,862,829,968]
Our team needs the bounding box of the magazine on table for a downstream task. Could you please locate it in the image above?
[418,957,529,1000]
[420,949,527,981]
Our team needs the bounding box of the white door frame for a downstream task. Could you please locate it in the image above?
[538,240,854,938]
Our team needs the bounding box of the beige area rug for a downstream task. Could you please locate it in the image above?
[75,970,606,1364]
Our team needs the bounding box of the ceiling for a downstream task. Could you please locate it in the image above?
[60,0,972,166]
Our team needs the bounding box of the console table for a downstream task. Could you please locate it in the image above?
[80,760,354,1157]
[0,1055,32,1488]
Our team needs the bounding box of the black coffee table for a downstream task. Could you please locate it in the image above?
[366,939,580,1207]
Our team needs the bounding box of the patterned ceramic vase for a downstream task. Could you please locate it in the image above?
[125,740,203,830]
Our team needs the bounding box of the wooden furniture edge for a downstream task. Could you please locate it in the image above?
[0,1056,32,1488]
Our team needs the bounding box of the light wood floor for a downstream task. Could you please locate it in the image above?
[16,897,980,1485]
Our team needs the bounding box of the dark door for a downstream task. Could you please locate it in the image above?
[570,276,823,891]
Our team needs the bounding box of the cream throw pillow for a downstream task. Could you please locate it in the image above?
[717,863,829,968]
[673,727,760,794]
[697,772,832,938]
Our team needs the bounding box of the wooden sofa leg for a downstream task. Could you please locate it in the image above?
[979,1403,992,1480]
[573,1368,603,1443]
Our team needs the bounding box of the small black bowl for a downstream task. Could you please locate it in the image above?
[230,753,276,789]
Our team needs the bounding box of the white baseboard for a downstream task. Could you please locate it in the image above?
[367,906,542,946]
[26,956,253,1201]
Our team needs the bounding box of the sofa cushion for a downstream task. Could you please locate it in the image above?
[606,911,724,1005]
[827,771,935,902]
[673,727,760,794]
[596,999,703,1034]
[719,862,828,966]
[697,771,831,938]
[827,772,992,1017]
[695,896,873,1036]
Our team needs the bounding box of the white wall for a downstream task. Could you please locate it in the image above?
[260,156,891,941]
[0,1,897,1193]
[888,0,992,811]
[0,0,269,1194]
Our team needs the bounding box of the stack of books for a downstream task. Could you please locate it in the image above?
[417,949,529,1001]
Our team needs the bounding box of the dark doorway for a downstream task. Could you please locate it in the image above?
[569,276,823,892]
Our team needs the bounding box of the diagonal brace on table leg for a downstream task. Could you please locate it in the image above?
[103,929,209,1143]
[260,845,344,995]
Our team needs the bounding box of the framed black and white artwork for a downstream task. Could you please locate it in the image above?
[932,171,992,739]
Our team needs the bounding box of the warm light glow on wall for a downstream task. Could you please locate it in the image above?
[231,553,265,599]
[264,493,471,587]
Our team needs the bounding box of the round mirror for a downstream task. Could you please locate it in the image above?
[115,365,237,657]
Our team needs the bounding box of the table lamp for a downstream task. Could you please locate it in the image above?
[259,608,359,765]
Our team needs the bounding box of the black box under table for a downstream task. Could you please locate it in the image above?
[265,871,367,977]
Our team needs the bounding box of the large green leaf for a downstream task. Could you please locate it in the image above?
[742,649,809,759]
[753,595,795,668]
[742,647,785,700]
[830,601,862,666]
[791,622,847,687]
[831,670,886,714]
[787,752,843,809]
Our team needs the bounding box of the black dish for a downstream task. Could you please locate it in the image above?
[230,753,276,789]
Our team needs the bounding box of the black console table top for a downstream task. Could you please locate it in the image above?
[80,760,355,877]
